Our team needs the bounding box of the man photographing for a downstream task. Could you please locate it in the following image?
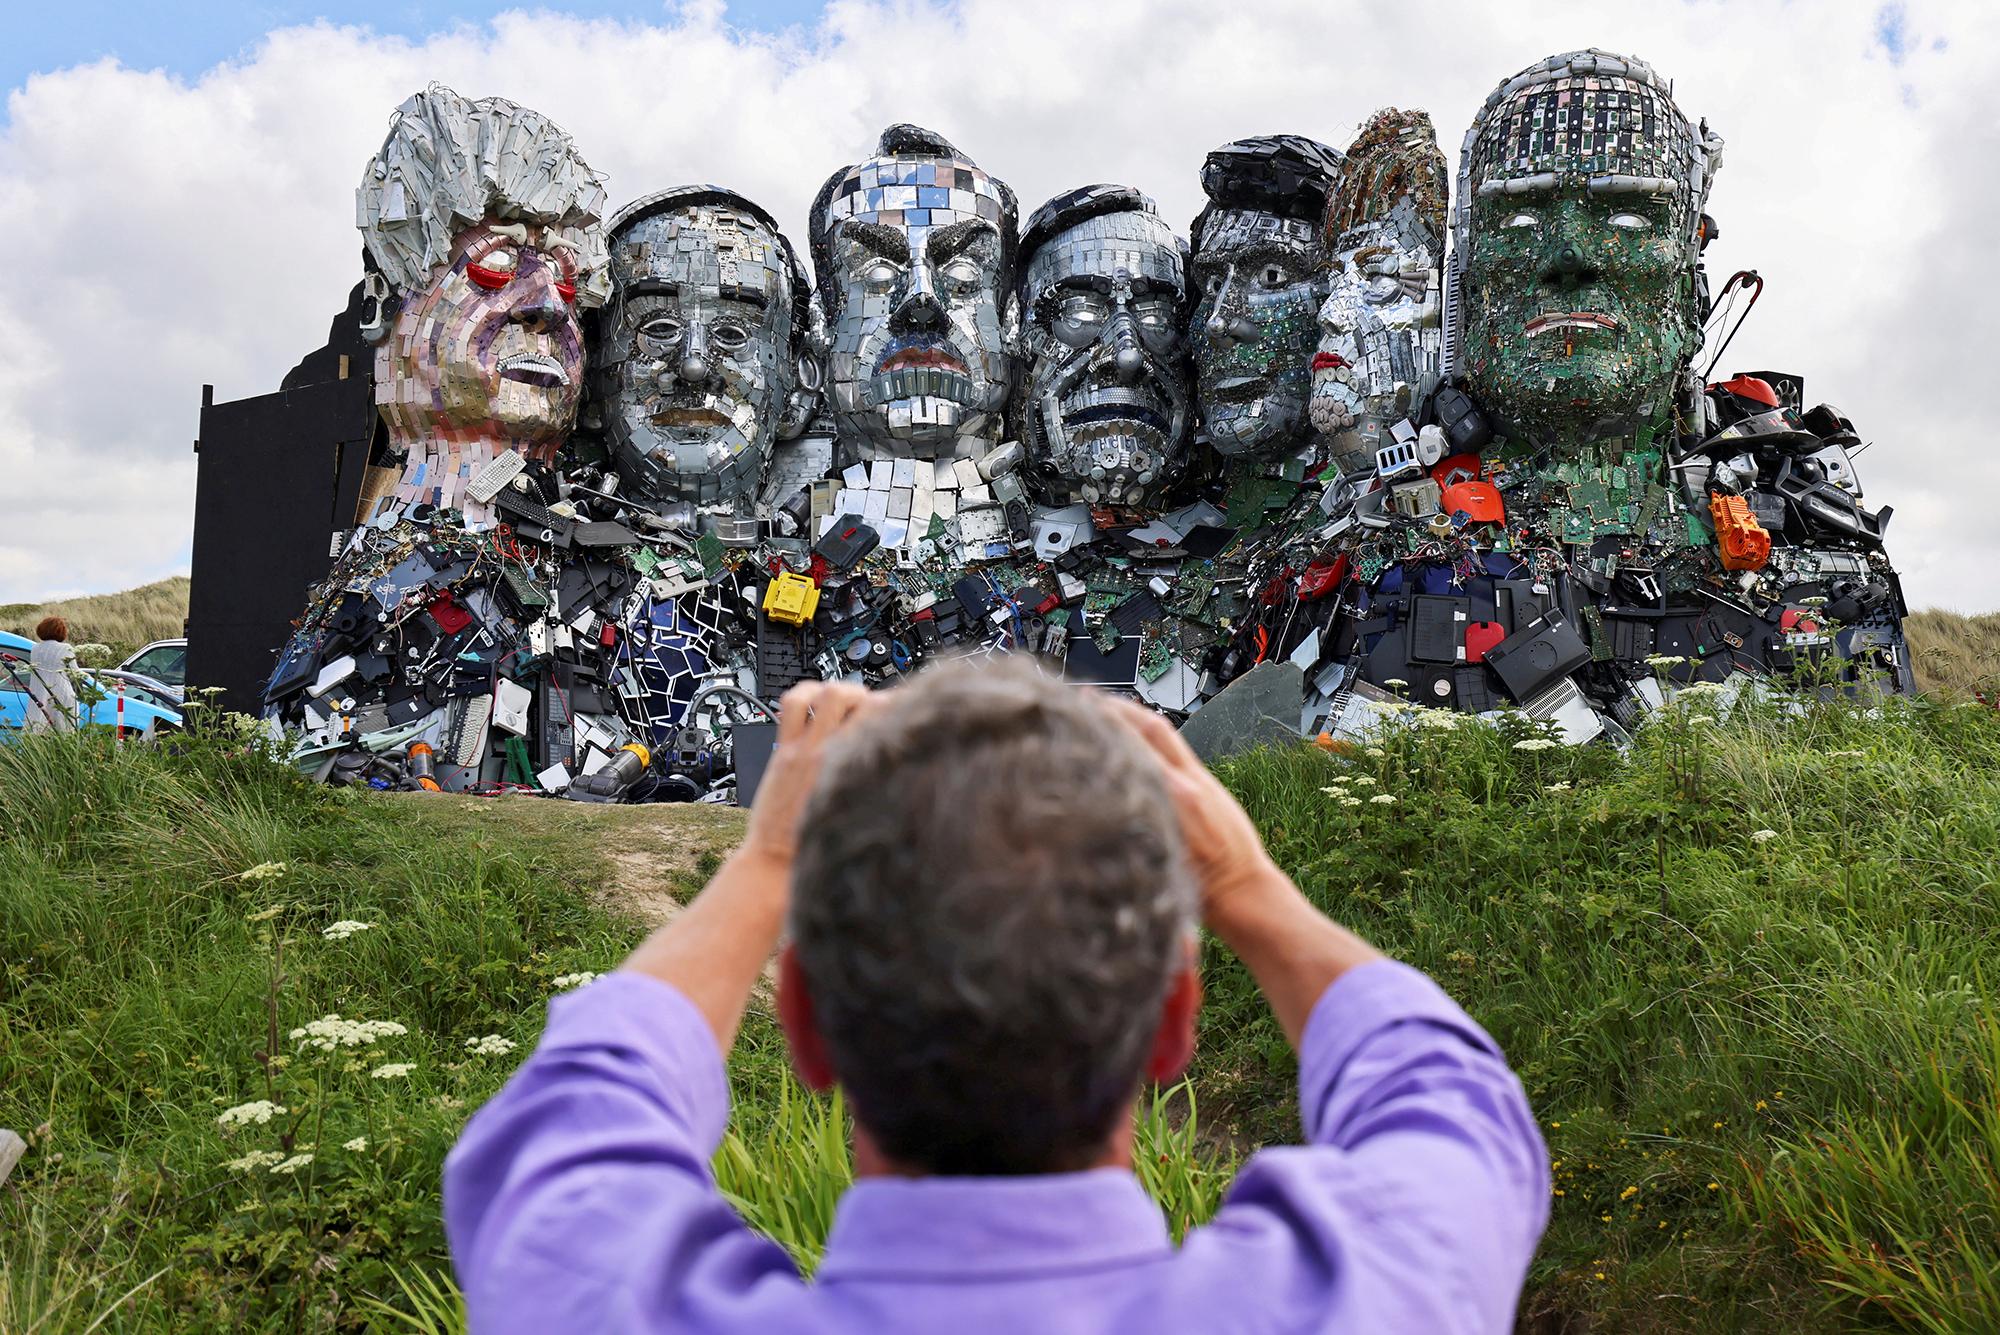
[445,663,1549,1330]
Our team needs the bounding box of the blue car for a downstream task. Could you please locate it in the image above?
[0,630,184,738]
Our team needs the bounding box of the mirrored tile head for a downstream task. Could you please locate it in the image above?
[808,124,1019,464]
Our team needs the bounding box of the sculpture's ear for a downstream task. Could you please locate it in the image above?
[780,350,824,440]
[1001,287,1024,363]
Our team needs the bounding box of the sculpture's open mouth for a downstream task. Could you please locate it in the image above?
[652,405,734,429]
[498,353,570,388]
[870,343,974,405]
[1311,352,1349,372]
[1524,311,1620,338]
[879,347,969,376]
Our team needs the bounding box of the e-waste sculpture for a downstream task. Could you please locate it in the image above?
[1257,53,1910,746]
[261,87,746,799]
[254,58,1910,799]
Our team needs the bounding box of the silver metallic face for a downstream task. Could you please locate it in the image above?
[1019,203,1189,507]
[816,142,1014,463]
[596,200,811,506]
[1188,208,1326,460]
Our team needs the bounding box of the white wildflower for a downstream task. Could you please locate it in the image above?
[322,920,374,941]
[1545,781,1572,793]
[1384,678,1409,689]
[371,1062,416,1080]
[1826,749,1865,759]
[245,905,283,923]
[1513,738,1558,752]
[1644,654,1687,668]
[1352,776,1378,786]
[288,1015,409,1052]
[1675,681,1726,701]
[1365,747,1386,758]
[1369,794,1398,806]
[1338,796,1364,808]
[223,1150,285,1173]
[343,1137,369,1152]
[1412,709,1461,730]
[552,972,600,991]
[1688,714,1716,727]
[1319,785,1347,796]
[464,1035,518,1057]
[1750,829,1780,844]
[238,862,288,883]
[269,1153,314,1175]
[217,1100,287,1128]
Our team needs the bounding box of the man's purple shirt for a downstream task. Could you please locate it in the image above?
[445,960,1549,1332]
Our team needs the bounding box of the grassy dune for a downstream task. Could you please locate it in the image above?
[1907,608,2000,698]
[0,576,189,663]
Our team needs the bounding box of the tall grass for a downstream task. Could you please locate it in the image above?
[1906,607,2000,698]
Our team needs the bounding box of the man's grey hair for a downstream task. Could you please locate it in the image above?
[356,82,611,306]
[790,658,1197,1175]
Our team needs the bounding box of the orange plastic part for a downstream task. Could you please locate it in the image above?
[1710,494,1772,571]
[1441,479,1506,525]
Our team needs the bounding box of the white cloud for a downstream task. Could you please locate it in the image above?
[2,0,1993,609]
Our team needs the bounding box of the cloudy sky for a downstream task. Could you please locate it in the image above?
[3,0,1992,610]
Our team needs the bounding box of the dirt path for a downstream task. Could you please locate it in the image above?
[401,792,750,928]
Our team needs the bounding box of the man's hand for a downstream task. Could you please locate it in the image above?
[1099,695,1281,924]
[622,680,876,1052]
[1102,693,1380,1047]
[740,681,878,873]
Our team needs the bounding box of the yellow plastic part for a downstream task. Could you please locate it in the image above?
[762,570,821,627]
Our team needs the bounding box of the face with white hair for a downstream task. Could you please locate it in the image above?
[377,219,587,454]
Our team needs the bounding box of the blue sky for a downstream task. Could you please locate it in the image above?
[2,0,828,97]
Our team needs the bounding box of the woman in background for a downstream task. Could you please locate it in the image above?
[26,615,79,733]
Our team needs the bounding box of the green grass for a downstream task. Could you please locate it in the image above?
[1196,688,2000,1332]
[4,689,1998,1332]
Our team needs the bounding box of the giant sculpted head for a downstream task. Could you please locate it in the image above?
[357,84,609,472]
[808,124,1018,464]
[1455,50,1722,444]
[1310,110,1447,478]
[593,188,818,507]
[1017,186,1190,508]
[1188,135,1343,461]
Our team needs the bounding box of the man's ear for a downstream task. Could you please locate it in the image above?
[1144,936,1202,1084]
[777,944,838,1091]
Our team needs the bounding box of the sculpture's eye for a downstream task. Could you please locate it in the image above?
[466,248,519,289]
[1608,211,1651,231]
[940,257,983,296]
[1133,298,1174,330]
[1200,271,1224,297]
[711,321,749,352]
[1058,293,1109,328]
[1503,212,1539,230]
[638,316,683,346]
[863,260,901,290]
[1258,264,1292,289]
